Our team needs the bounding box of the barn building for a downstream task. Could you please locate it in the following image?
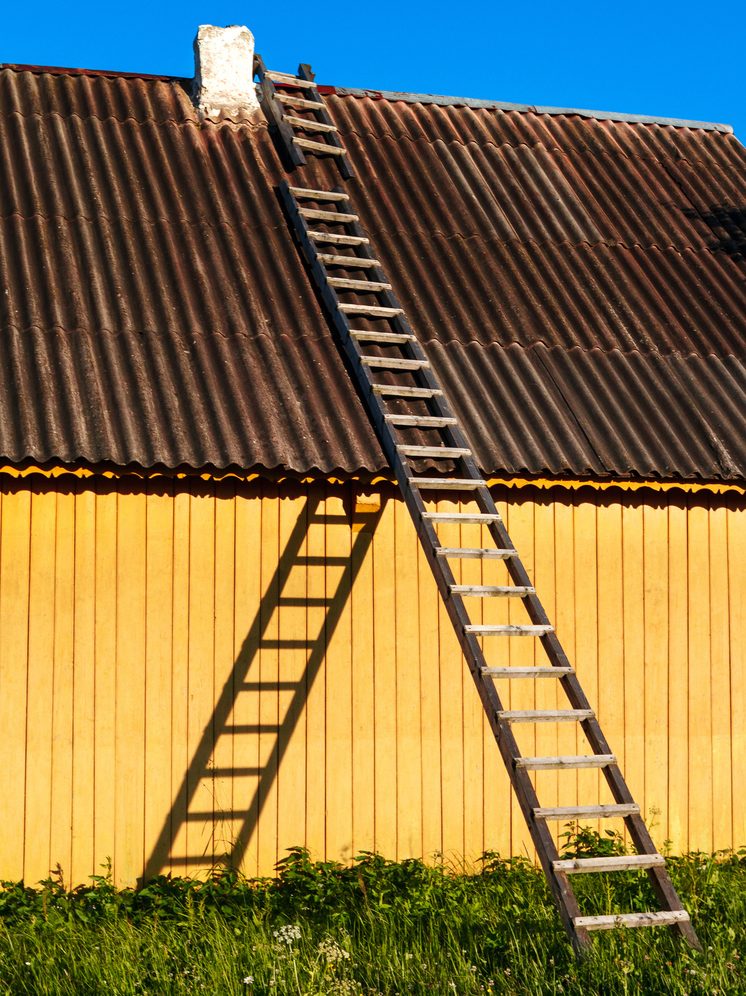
[0,26,745,896]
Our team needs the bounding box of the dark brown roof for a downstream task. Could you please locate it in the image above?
[1,64,746,480]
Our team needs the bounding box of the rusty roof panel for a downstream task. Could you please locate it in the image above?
[325,94,746,167]
[1,69,746,480]
[0,67,193,122]
[0,326,383,473]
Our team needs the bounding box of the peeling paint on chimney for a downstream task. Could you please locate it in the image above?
[192,24,261,122]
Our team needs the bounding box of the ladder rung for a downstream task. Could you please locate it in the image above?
[308,231,370,246]
[265,71,318,89]
[411,479,486,491]
[289,187,350,202]
[389,416,457,427]
[328,277,392,291]
[436,547,516,558]
[276,93,323,110]
[362,357,428,371]
[554,854,666,874]
[467,624,554,636]
[318,254,381,267]
[534,803,640,820]
[352,331,415,344]
[339,303,404,317]
[300,208,359,223]
[285,115,337,133]
[293,137,347,155]
[372,385,443,398]
[516,754,615,769]
[498,709,594,723]
[397,445,471,458]
[573,910,690,931]
[451,584,531,595]
[484,666,574,678]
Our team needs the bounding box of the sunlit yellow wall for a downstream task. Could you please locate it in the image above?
[0,472,744,888]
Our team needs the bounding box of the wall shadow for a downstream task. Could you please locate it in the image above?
[142,491,384,881]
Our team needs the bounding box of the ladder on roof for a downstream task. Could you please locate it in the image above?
[254,58,354,178]
[259,62,702,957]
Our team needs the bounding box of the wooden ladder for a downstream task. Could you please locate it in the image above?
[258,62,702,956]
[254,58,354,178]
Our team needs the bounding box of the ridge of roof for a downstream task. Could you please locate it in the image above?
[0,63,191,84]
[321,85,734,134]
[1,63,732,134]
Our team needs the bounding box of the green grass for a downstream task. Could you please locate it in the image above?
[0,836,744,995]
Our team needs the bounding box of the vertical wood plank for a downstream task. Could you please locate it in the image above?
[185,480,217,872]
[324,486,353,863]
[688,496,713,853]
[212,480,237,865]
[351,486,378,857]
[419,492,443,859]
[115,485,147,886]
[255,482,280,876]
[143,479,175,879]
[304,481,327,863]
[595,499,624,813]
[709,500,731,850]
[275,482,310,865]
[50,483,76,881]
[643,500,670,849]
[232,480,263,877]
[94,480,117,879]
[622,501,645,846]
[71,483,96,886]
[373,490,397,858]
[24,483,55,884]
[169,480,191,877]
[395,492,423,860]
[728,495,746,848]
[0,483,30,881]
[667,496,689,852]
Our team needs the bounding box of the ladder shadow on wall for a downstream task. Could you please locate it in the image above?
[142,490,385,882]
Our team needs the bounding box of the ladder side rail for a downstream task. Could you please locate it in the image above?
[280,180,591,954]
[296,65,354,178]
[254,54,307,167]
[475,487,699,944]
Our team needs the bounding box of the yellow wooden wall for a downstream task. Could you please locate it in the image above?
[0,472,744,888]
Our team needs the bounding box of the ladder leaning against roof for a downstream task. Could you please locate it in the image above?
[253,58,702,958]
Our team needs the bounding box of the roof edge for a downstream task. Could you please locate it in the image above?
[1,64,732,133]
[0,62,191,84]
[322,85,734,133]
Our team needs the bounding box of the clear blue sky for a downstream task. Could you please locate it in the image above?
[3,0,745,139]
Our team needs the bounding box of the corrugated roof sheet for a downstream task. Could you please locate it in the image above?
[1,65,746,480]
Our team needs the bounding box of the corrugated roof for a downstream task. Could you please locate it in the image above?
[1,65,746,480]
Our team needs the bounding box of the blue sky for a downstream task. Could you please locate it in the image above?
[3,0,745,139]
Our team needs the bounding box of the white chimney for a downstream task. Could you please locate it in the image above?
[192,24,262,121]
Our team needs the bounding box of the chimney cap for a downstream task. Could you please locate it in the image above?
[193,24,261,121]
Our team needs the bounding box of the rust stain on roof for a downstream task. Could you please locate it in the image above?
[1,65,746,481]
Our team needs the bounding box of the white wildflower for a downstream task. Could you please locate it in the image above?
[318,937,349,963]
[273,924,302,947]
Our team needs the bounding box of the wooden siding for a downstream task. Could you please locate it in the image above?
[0,473,744,887]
